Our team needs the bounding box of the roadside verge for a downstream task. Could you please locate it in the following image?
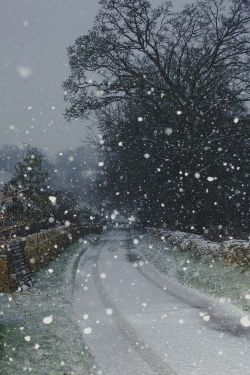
[0,235,100,375]
[137,229,250,313]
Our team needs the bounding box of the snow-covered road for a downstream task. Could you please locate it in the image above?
[73,228,250,375]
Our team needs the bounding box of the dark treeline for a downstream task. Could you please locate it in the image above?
[63,0,250,235]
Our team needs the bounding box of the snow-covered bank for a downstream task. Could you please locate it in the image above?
[74,229,250,375]
[0,235,100,375]
[150,228,250,267]
[137,230,250,313]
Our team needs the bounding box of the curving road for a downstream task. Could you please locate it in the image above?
[73,228,250,375]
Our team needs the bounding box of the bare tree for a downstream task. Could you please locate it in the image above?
[63,0,250,233]
[63,0,250,120]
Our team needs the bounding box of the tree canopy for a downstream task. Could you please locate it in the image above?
[64,0,250,235]
[3,148,50,225]
[64,0,250,119]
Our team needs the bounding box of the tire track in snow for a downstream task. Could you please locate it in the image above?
[92,248,177,375]
[129,249,250,339]
[123,229,250,339]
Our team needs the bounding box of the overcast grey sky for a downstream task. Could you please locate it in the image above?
[0,0,191,156]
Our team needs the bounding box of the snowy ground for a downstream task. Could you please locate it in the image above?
[139,230,250,312]
[0,235,100,375]
[1,228,249,375]
[73,228,250,375]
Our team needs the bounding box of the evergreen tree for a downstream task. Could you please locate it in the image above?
[3,148,50,225]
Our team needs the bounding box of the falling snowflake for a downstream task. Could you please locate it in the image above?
[106,308,113,316]
[207,177,215,182]
[49,196,57,205]
[165,128,173,136]
[240,316,250,327]
[16,65,33,79]
[83,327,92,335]
[43,315,53,325]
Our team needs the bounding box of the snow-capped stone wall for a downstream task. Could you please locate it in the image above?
[24,227,72,272]
[219,240,250,267]
[0,224,102,293]
[25,224,102,272]
[151,228,250,267]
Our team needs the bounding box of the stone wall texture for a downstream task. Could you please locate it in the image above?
[151,228,250,267]
[0,259,16,293]
[0,224,102,293]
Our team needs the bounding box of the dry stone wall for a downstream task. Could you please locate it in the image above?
[0,224,102,293]
[151,228,250,267]
[0,258,16,293]
[24,228,70,272]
